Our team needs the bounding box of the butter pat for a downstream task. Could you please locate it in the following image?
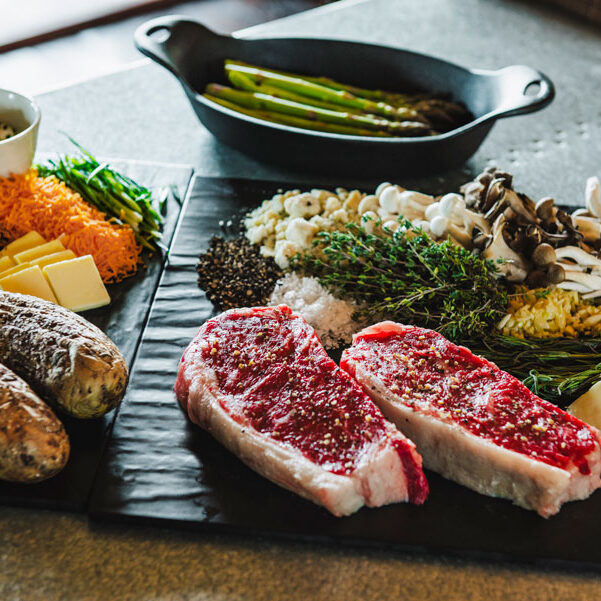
[14,238,65,264]
[0,255,15,273]
[0,231,45,257]
[568,381,601,430]
[0,262,33,279]
[0,265,58,303]
[44,255,110,312]
[30,249,76,269]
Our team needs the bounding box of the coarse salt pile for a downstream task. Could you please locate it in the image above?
[269,272,361,349]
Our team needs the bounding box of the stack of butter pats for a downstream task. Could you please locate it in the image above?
[0,231,110,312]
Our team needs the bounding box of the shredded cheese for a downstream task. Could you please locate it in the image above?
[0,170,141,283]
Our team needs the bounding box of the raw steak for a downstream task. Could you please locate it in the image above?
[174,306,428,516]
[341,322,601,517]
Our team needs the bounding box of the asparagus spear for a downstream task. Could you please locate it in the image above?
[227,69,418,126]
[224,61,423,122]
[206,84,432,136]
[225,60,412,104]
[204,94,393,136]
[226,60,470,130]
[227,70,363,114]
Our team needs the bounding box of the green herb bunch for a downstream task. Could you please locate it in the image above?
[293,219,508,339]
[37,139,164,250]
[468,335,601,405]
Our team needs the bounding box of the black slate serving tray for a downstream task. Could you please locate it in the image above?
[91,176,601,568]
[0,159,193,511]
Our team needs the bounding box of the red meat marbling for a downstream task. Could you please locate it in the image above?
[341,322,601,517]
[175,306,428,516]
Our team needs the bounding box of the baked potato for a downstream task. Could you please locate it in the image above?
[0,291,129,419]
[0,363,69,482]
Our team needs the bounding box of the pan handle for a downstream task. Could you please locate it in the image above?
[134,15,182,75]
[134,15,218,77]
[488,65,555,119]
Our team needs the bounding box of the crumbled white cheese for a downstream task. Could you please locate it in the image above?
[274,239,301,269]
[269,273,361,349]
[285,218,317,248]
[284,193,321,218]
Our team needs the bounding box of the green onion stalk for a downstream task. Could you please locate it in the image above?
[37,138,163,250]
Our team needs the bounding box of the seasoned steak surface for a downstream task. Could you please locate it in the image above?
[341,322,601,517]
[175,306,428,516]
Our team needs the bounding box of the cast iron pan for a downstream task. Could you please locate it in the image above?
[135,16,554,177]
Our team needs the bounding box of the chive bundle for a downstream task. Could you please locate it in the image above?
[37,139,163,250]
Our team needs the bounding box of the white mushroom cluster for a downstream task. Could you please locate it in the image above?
[424,193,490,246]
[371,185,493,249]
[553,246,601,299]
[572,177,601,242]
[364,183,434,234]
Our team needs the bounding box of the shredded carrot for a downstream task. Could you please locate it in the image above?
[0,169,142,283]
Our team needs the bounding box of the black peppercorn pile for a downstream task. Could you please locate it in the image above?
[197,236,284,310]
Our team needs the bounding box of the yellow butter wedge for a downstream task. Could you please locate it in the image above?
[0,231,45,258]
[0,255,15,273]
[0,265,58,303]
[568,381,601,430]
[29,250,77,269]
[44,255,110,312]
[0,262,33,279]
[14,239,65,264]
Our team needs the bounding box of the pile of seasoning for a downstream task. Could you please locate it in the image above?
[269,272,361,349]
[197,236,283,310]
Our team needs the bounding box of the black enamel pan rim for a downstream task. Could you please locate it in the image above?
[135,16,555,143]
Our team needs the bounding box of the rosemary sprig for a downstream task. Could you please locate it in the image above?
[293,220,508,339]
[468,336,601,405]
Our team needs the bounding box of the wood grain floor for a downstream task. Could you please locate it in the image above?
[0,0,321,95]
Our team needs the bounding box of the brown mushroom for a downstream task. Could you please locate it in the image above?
[481,178,508,213]
[535,197,555,221]
[505,190,538,223]
[526,270,549,288]
[573,216,601,242]
[483,216,529,283]
[532,243,557,268]
[547,263,565,284]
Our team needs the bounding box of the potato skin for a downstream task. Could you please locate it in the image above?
[0,291,129,419]
[0,363,70,482]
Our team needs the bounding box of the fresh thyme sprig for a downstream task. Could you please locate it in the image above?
[293,219,508,339]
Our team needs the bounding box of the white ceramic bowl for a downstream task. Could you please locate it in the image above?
[0,89,41,177]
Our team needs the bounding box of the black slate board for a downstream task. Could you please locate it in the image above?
[91,176,601,568]
[0,159,193,511]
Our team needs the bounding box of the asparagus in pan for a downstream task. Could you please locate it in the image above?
[202,60,472,137]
